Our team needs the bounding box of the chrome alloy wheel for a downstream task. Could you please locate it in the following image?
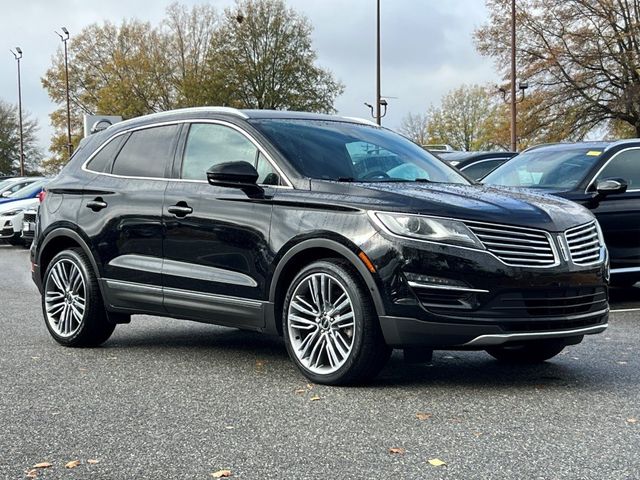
[287,272,356,375]
[44,258,87,338]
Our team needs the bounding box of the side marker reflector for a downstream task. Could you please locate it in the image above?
[358,251,376,273]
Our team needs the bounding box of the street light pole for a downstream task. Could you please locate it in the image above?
[10,47,24,176]
[376,0,381,125]
[510,0,517,152]
[56,27,72,159]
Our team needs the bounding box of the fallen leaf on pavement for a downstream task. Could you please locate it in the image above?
[627,418,638,424]
[87,459,100,464]
[307,383,314,389]
[617,361,628,365]
[294,388,307,394]
[25,469,37,478]
[65,460,81,469]
[310,395,321,401]
[428,458,447,467]
[33,463,52,469]
[211,469,232,478]
[416,413,432,421]
[389,447,405,455]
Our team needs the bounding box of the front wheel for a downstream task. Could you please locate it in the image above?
[486,339,566,363]
[283,260,391,385]
[42,248,115,347]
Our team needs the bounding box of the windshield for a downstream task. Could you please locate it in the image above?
[483,147,603,190]
[249,119,469,184]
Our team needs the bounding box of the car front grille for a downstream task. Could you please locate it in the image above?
[465,221,557,267]
[565,222,603,265]
[23,212,37,223]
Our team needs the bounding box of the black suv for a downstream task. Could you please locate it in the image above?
[31,108,609,385]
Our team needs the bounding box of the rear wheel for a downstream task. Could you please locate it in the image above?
[486,339,566,363]
[42,248,115,347]
[283,259,391,385]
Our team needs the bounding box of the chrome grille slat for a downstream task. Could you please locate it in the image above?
[567,238,599,248]
[564,222,603,266]
[489,249,554,258]
[477,234,549,246]
[470,226,548,240]
[465,222,556,267]
[566,226,597,238]
[483,241,552,251]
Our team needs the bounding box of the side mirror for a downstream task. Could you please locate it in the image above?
[207,161,261,191]
[1,191,12,198]
[595,178,628,197]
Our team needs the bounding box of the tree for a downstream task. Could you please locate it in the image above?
[0,99,42,174]
[205,0,344,112]
[476,0,640,138]
[399,113,429,145]
[425,85,499,151]
[41,1,344,172]
[162,2,220,107]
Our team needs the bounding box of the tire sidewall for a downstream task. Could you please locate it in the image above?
[283,260,368,384]
[42,249,94,346]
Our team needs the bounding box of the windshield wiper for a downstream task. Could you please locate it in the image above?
[414,178,432,183]
[336,177,355,182]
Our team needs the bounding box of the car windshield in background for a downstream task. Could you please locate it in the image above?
[8,180,47,198]
[483,147,603,190]
[249,119,469,184]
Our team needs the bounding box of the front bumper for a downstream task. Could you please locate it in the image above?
[379,312,608,348]
[361,231,609,348]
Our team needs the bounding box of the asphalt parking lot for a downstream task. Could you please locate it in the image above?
[0,245,638,479]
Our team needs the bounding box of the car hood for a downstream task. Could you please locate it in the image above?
[311,181,594,232]
[0,198,39,214]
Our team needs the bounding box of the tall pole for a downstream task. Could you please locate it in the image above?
[57,27,72,159]
[510,0,517,152]
[376,0,381,126]
[11,48,24,176]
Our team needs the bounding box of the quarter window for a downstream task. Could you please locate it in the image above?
[596,149,640,190]
[86,135,126,173]
[111,125,179,178]
[182,123,258,181]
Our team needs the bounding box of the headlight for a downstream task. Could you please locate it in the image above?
[372,212,484,249]
[0,208,25,217]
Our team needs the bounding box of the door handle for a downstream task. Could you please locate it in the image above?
[86,198,107,211]
[167,203,193,217]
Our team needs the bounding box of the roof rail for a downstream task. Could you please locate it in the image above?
[342,116,381,127]
[109,106,249,130]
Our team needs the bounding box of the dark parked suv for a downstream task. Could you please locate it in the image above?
[31,108,609,385]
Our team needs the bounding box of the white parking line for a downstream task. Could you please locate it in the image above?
[611,308,640,313]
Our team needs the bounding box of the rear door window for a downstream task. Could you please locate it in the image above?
[111,125,180,178]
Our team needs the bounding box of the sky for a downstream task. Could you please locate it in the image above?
[0,0,499,154]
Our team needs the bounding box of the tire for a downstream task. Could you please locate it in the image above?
[42,248,115,347]
[486,339,566,363]
[282,259,391,385]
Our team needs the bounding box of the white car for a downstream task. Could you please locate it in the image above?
[0,198,39,246]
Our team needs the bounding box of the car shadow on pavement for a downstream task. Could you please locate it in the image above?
[371,350,626,390]
[96,320,628,391]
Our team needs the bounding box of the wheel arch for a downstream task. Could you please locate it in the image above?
[266,238,386,336]
[37,228,100,284]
